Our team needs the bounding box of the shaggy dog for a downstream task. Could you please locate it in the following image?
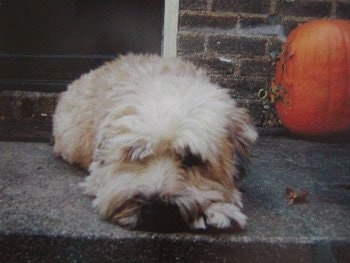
[53,54,257,230]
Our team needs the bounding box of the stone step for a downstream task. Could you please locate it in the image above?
[1,137,349,263]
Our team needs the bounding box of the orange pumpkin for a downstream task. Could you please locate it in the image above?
[271,19,350,136]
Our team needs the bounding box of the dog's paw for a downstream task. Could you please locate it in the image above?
[92,194,142,229]
[204,202,247,229]
[111,213,139,229]
[191,216,207,229]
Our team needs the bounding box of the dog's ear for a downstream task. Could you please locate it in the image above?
[227,108,258,180]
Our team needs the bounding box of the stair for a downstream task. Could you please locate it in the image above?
[1,136,349,263]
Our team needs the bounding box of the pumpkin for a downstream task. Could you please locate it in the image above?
[271,19,350,136]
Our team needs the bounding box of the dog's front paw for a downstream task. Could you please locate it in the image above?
[203,202,247,229]
[191,216,207,229]
[111,212,139,228]
[92,194,142,229]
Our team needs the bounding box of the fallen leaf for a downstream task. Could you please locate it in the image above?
[286,187,308,205]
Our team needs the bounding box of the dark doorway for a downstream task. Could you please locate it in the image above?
[0,0,164,91]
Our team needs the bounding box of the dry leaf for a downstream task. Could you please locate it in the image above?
[286,187,308,205]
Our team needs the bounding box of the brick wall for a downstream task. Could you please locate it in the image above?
[177,0,350,126]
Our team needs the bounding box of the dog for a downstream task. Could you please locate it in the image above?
[53,54,257,230]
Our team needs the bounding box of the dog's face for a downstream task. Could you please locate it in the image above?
[83,78,257,230]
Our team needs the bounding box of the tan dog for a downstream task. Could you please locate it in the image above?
[53,54,257,230]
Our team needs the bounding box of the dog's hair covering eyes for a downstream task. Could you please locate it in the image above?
[181,149,203,168]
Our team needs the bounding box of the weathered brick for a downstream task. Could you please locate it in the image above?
[21,98,35,118]
[185,55,235,74]
[37,96,57,116]
[212,0,270,14]
[179,0,207,11]
[0,91,57,121]
[282,19,301,36]
[179,13,238,29]
[181,55,237,78]
[240,59,272,76]
[265,14,282,25]
[23,95,57,120]
[240,16,267,29]
[0,93,16,119]
[177,33,205,54]
[211,75,267,99]
[208,36,267,56]
[277,0,332,18]
[232,77,267,99]
[235,98,264,125]
[267,37,283,59]
[336,1,350,19]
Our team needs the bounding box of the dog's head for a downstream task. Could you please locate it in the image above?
[86,77,257,229]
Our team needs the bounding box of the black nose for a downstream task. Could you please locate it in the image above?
[136,201,189,233]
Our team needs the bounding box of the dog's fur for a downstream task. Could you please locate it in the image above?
[53,54,257,230]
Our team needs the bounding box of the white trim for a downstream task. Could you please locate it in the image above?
[162,0,179,57]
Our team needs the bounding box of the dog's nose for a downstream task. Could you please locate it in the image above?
[136,201,189,232]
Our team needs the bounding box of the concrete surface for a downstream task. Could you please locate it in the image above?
[1,136,350,262]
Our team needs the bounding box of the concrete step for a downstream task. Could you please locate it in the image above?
[1,137,349,263]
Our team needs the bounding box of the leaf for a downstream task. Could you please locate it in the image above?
[286,187,308,205]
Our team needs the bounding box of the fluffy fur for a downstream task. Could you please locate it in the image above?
[53,54,257,230]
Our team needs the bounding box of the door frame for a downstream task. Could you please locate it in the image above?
[162,0,179,57]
